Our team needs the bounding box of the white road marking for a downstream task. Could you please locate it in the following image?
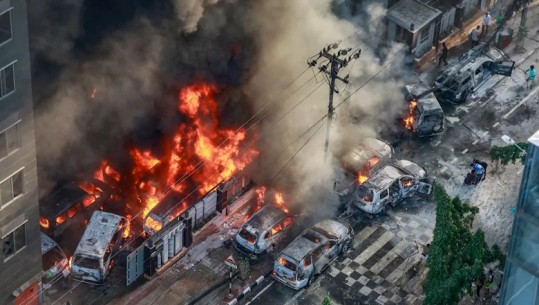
[503,87,539,119]
[462,149,468,154]
[480,95,496,108]
[472,140,479,145]
[245,281,274,305]
[492,122,500,128]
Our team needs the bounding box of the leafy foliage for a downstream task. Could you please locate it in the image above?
[423,184,496,305]
[490,143,528,166]
[322,296,331,305]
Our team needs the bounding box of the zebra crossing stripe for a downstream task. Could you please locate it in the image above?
[351,225,378,248]
[353,231,395,265]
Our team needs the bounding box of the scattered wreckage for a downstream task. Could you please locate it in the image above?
[333,137,394,195]
[273,219,353,290]
[234,204,294,257]
[348,160,433,215]
[434,45,514,104]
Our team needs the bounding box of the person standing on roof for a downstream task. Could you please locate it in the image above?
[470,25,480,49]
[438,42,448,67]
[526,65,536,89]
[482,12,492,36]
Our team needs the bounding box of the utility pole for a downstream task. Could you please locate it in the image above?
[308,43,361,161]
[516,0,529,51]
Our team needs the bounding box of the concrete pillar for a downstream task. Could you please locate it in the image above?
[174,228,183,254]
[168,233,175,258]
[162,236,169,264]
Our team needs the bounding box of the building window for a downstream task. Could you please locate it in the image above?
[0,169,24,208]
[419,26,430,45]
[0,62,15,99]
[0,10,11,45]
[2,222,26,261]
[0,121,21,158]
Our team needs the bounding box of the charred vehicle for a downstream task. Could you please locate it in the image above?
[41,233,70,288]
[434,45,514,104]
[273,219,353,290]
[71,211,126,284]
[350,160,433,214]
[234,204,294,256]
[333,137,394,195]
[403,84,444,137]
[39,183,99,238]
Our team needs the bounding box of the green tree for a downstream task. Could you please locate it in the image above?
[322,296,331,305]
[490,143,528,171]
[423,184,501,305]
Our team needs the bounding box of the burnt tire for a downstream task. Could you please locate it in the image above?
[307,276,315,288]
[432,124,442,132]
[341,241,350,256]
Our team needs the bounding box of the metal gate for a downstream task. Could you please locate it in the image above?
[126,243,145,286]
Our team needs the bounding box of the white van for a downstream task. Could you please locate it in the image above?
[273,219,353,290]
[41,233,70,288]
[71,211,125,284]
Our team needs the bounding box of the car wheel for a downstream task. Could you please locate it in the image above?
[432,124,442,132]
[307,276,314,287]
[341,241,350,255]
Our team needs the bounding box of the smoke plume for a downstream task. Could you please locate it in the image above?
[30,0,408,217]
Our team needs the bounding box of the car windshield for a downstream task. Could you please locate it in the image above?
[357,186,374,203]
[74,255,100,270]
[239,228,257,244]
[43,247,65,271]
[278,256,297,272]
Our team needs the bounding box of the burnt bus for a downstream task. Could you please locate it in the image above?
[39,183,99,238]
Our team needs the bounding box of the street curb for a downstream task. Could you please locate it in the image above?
[226,271,272,305]
[187,271,240,305]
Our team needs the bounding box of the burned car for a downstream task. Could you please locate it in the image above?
[234,204,293,256]
[41,233,70,288]
[350,160,433,214]
[273,219,353,290]
[403,84,444,137]
[434,45,514,104]
[333,137,394,195]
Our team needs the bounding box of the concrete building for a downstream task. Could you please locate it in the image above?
[499,130,539,304]
[0,0,42,304]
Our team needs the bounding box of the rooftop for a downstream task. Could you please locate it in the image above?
[387,0,441,33]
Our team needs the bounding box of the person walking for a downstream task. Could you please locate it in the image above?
[470,25,480,49]
[438,42,448,66]
[526,65,536,89]
[482,12,492,36]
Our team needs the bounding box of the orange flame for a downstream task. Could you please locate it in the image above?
[274,192,289,214]
[40,216,49,229]
[68,257,73,269]
[144,216,162,232]
[123,215,131,239]
[357,174,369,184]
[403,180,413,187]
[403,100,417,131]
[82,195,97,208]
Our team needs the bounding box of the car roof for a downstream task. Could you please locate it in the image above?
[363,165,407,190]
[74,211,123,258]
[281,219,344,261]
[244,204,287,234]
[341,138,393,171]
[41,232,59,255]
[39,182,91,219]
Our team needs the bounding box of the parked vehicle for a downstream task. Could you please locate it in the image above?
[234,204,293,256]
[434,45,514,104]
[350,160,433,214]
[39,183,99,238]
[273,219,353,290]
[41,233,70,288]
[333,137,394,195]
[71,211,125,284]
[403,84,444,137]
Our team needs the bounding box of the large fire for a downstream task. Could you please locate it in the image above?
[403,99,418,131]
[78,82,258,235]
[274,192,289,214]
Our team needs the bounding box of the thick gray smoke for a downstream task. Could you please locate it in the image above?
[31,0,409,214]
